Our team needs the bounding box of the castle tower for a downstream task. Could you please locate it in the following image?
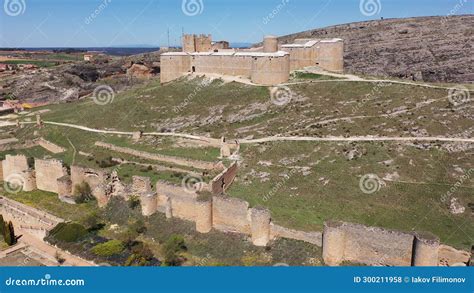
[263,35,278,53]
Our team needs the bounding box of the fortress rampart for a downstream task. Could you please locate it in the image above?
[34,159,68,194]
[322,221,441,266]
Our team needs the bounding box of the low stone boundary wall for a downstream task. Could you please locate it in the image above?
[95,141,222,171]
[36,138,66,154]
[270,223,322,246]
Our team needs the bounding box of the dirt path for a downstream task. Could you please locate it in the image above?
[20,121,474,145]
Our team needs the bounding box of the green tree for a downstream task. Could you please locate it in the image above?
[0,215,5,238]
[163,235,187,266]
[73,182,93,204]
[4,221,17,246]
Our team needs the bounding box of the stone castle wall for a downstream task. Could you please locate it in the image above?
[161,53,291,86]
[212,196,251,235]
[71,166,110,207]
[36,138,66,154]
[2,154,29,181]
[211,162,238,195]
[34,159,68,194]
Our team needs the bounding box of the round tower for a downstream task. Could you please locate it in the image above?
[322,221,346,266]
[263,35,278,53]
[412,232,440,266]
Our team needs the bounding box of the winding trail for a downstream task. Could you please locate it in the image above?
[20,121,474,144]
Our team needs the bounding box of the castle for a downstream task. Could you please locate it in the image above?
[160,34,344,85]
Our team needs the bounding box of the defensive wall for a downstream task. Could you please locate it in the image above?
[281,38,344,72]
[0,196,64,239]
[161,51,290,86]
[95,141,222,171]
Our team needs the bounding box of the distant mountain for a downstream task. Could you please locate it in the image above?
[278,15,473,83]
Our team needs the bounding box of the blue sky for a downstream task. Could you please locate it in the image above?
[0,0,472,47]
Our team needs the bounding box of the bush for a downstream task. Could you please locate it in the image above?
[163,235,187,266]
[91,240,125,257]
[49,222,88,243]
[73,182,93,204]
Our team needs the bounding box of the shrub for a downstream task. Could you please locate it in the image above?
[73,182,93,204]
[163,235,187,266]
[91,240,125,257]
[3,221,17,246]
[49,222,88,243]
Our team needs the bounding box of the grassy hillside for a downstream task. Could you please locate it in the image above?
[5,74,474,249]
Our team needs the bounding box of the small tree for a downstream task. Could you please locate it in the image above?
[0,215,5,238]
[4,221,17,246]
[73,182,93,204]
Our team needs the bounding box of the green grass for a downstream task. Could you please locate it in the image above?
[49,222,88,242]
[91,240,125,257]
[292,72,342,80]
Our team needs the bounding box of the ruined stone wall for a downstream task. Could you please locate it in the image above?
[270,223,322,246]
[2,154,29,181]
[70,165,110,207]
[95,141,218,171]
[212,196,250,234]
[36,138,65,154]
[34,159,68,194]
[211,162,238,195]
[322,221,445,267]
[21,170,36,192]
[132,176,152,195]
